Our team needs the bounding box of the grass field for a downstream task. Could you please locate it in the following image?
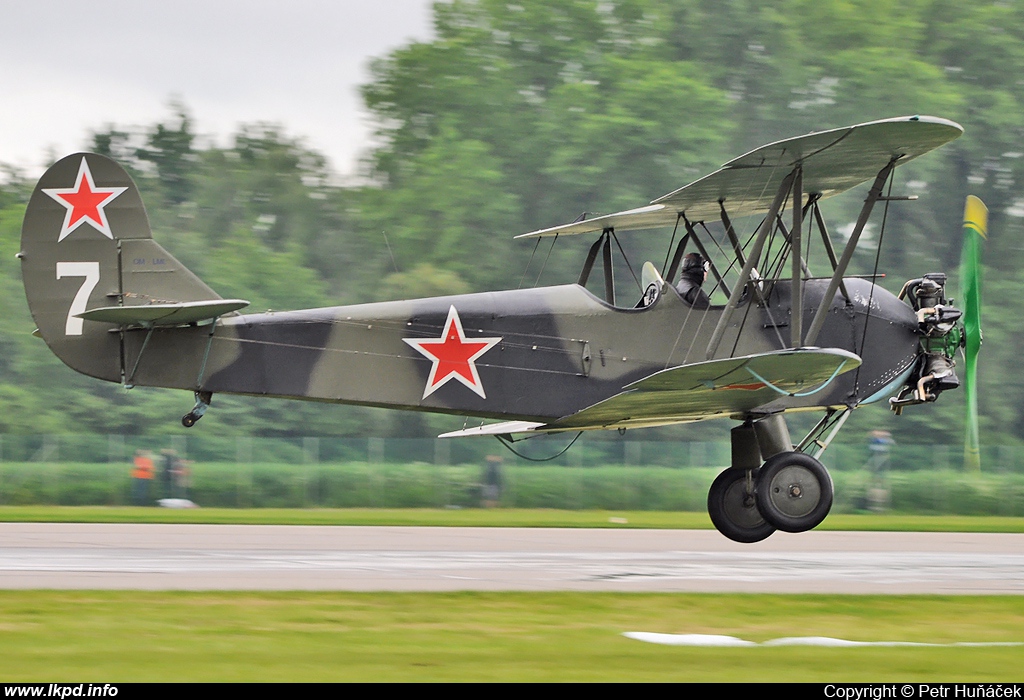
[0,592,1020,682]
[2,505,1024,532]
[2,508,1021,681]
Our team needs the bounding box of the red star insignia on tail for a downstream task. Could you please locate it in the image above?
[42,158,128,242]
[404,306,502,399]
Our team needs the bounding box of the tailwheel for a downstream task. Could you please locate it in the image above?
[707,467,776,543]
[755,452,833,533]
[181,391,212,429]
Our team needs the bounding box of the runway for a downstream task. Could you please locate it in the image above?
[1,523,1022,593]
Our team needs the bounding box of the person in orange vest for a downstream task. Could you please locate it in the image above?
[131,450,155,506]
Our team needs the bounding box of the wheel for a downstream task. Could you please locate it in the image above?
[181,413,197,428]
[707,467,776,543]
[755,452,833,533]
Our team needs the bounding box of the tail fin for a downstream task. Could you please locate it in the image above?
[20,153,223,383]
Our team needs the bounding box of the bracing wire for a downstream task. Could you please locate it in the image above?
[853,169,895,393]
[495,431,583,461]
[610,229,643,293]
[517,237,543,290]
[533,233,559,287]
[382,231,400,273]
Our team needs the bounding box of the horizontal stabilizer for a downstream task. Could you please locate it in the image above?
[77,299,250,327]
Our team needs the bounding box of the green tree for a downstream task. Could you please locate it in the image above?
[356,125,522,294]
[135,101,197,206]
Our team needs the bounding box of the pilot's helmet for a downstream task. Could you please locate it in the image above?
[682,253,707,273]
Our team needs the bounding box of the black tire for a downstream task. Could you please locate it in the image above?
[707,467,776,543]
[181,414,196,428]
[755,452,833,533]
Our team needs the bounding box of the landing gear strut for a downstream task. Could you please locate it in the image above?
[182,391,212,428]
[707,421,776,543]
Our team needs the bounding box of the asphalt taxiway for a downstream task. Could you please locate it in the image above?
[1,523,1021,593]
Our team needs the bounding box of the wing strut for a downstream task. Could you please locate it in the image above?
[682,215,731,299]
[809,196,850,302]
[602,229,614,304]
[803,158,898,346]
[665,225,691,282]
[791,166,804,348]
[719,202,747,268]
[577,232,605,287]
[707,169,796,359]
[767,215,813,282]
[794,407,853,460]
[578,227,641,306]
[660,213,684,278]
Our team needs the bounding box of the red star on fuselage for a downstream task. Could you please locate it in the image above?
[42,158,127,242]
[404,306,502,399]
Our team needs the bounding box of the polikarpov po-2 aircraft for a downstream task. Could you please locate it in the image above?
[20,115,979,542]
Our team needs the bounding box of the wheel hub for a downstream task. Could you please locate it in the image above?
[767,465,820,517]
[708,468,776,543]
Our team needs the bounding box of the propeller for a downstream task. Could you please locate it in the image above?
[960,195,987,472]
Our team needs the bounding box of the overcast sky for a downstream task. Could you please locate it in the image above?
[0,1,434,179]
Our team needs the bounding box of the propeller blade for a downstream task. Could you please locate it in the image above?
[961,195,987,472]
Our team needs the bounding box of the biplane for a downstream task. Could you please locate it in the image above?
[19,115,981,542]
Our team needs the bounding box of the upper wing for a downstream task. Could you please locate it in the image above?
[439,348,861,437]
[517,116,962,238]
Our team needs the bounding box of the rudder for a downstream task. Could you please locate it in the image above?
[20,153,222,383]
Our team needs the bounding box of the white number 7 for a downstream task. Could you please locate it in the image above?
[56,262,100,336]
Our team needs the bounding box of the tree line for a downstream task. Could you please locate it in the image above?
[0,0,1021,456]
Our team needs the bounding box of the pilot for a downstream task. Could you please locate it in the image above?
[676,252,711,308]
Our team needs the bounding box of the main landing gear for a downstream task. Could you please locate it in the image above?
[706,414,837,543]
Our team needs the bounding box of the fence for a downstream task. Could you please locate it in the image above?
[0,435,1022,514]
[0,434,1021,472]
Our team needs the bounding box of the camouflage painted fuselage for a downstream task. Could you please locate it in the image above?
[110,277,918,425]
